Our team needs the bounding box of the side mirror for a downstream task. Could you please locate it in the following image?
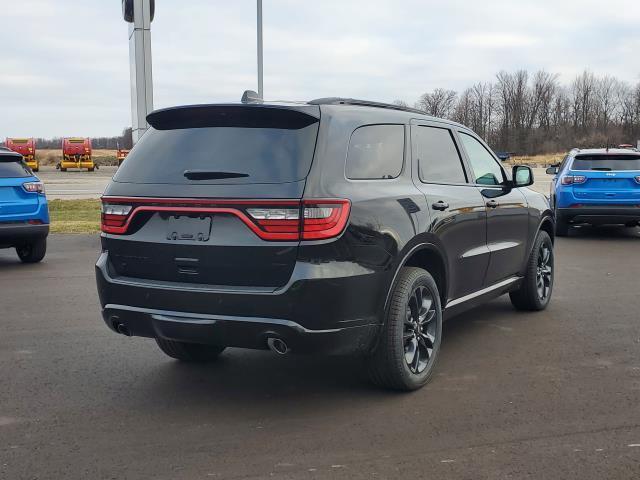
[512,165,534,187]
[545,165,559,175]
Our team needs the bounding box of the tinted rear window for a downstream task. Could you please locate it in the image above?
[572,155,640,171]
[113,123,319,185]
[414,126,467,184]
[0,160,31,178]
[346,124,404,180]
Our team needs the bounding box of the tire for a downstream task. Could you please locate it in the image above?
[555,217,569,237]
[15,237,47,263]
[509,231,554,311]
[155,338,225,362]
[368,267,443,391]
[33,167,39,172]
[88,167,95,172]
[60,167,67,172]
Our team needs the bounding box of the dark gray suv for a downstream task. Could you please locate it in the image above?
[96,97,555,390]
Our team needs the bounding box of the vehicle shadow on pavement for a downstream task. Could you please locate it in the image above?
[566,225,639,240]
[128,298,521,415]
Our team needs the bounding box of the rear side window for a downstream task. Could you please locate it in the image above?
[414,126,467,184]
[0,161,31,178]
[346,125,404,180]
[113,123,319,185]
[572,155,640,171]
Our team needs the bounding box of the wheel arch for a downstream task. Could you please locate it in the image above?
[538,213,555,244]
[384,242,449,312]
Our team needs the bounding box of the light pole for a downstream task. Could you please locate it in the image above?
[122,0,155,145]
[257,0,263,99]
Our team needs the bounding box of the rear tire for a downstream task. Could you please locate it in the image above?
[15,237,46,263]
[155,338,225,362]
[509,231,554,311]
[368,267,442,391]
[60,167,67,172]
[88,167,95,172]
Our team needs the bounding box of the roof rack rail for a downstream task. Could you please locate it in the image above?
[308,97,426,115]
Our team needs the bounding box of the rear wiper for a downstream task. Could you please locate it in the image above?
[183,170,249,180]
[591,167,611,171]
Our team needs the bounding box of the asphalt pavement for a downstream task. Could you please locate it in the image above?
[1,231,639,479]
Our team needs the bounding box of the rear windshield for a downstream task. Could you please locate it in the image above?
[113,124,319,185]
[572,155,640,171]
[0,161,31,178]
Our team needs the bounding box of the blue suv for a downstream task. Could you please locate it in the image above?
[0,148,49,262]
[547,148,640,236]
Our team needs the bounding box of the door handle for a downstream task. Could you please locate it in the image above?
[486,199,499,209]
[432,201,449,211]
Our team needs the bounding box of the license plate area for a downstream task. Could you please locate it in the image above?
[166,215,212,242]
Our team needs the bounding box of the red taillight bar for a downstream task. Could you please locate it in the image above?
[100,197,351,241]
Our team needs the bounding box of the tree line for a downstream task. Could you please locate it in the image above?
[396,70,640,155]
[29,127,133,150]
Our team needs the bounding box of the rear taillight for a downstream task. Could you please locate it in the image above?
[561,175,586,185]
[246,200,350,240]
[101,203,132,234]
[100,198,351,241]
[23,181,44,194]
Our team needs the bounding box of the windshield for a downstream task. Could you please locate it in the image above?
[572,155,640,171]
[113,123,319,185]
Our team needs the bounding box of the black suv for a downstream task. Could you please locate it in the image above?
[96,98,555,390]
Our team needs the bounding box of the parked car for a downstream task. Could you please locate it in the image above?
[96,97,555,391]
[546,148,640,236]
[0,147,49,263]
[494,151,512,162]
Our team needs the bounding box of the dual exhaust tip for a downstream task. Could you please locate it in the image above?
[113,317,289,355]
[266,337,289,355]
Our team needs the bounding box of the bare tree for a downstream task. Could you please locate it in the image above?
[416,88,458,118]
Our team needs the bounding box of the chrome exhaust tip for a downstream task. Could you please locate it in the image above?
[266,337,289,355]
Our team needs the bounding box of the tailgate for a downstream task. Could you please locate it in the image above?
[101,104,321,289]
[572,172,640,202]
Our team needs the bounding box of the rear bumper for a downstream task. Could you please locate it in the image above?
[101,304,377,355]
[95,252,384,355]
[558,206,640,225]
[0,223,49,245]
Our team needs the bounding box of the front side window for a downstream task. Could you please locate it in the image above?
[414,126,467,184]
[346,124,404,180]
[459,133,504,186]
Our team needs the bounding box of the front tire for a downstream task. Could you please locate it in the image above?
[368,267,443,391]
[16,237,47,263]
[509,231,554,311]
[155,338,225,362]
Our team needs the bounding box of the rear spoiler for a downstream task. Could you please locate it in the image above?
[0,149,23,162]
[147,104,320,130]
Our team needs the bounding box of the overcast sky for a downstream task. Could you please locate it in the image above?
[1,0,639,138]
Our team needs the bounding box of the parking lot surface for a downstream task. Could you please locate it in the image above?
[37,166,116,199]
[1,231,639,479]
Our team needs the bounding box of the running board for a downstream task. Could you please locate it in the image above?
[445,277,521,310]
